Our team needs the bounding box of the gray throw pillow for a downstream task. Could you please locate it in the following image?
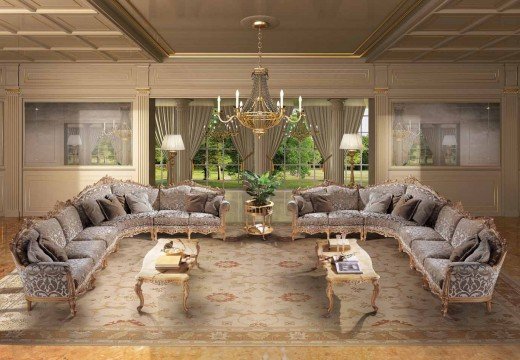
[310,194,333,213]
[126,192,153,213]
[391,194,421,220]
[479,229,503,266]
[82,199,106,226]
[465,237,491,263]
[97,194,126,220]
[27,237,53,263]
[413,199,436,226]
[39,237,68,262]
[296,195,314,216]
[15,229,39,266]
[450,237,479,262]
[115,194,129,213]
[364,193,393,213]
[186,193,208,213]
[204,194,223,216]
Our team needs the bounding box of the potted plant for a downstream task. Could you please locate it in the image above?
[242,170,281,206]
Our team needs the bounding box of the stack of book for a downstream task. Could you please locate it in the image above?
[332,256,362,274]
[155,255,182,271]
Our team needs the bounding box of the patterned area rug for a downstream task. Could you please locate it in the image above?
[1,230,519,346]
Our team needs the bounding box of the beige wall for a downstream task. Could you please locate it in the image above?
[0,60,517,218]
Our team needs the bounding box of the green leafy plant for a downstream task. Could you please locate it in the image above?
[242,170,281,206]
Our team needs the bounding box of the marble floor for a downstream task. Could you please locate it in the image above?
[0,217,518,359]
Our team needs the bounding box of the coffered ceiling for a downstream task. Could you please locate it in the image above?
[1,0,520,63]
[0,0,153,62]
[371,0,520,62]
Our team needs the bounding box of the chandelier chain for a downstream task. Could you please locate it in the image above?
[257,28,262,67]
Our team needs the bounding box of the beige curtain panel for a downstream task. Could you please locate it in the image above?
[222,106,255,172]
[262,106,293,172]
[305,106,333,180]
[343,106,366,134]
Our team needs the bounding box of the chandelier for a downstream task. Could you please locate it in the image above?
[289,118,319,142]
[103,105,132,142]
[393,104,420,142]
[216,17,304,137]
[207,114,238,142]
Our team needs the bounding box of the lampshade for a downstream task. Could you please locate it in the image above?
[442,134,457,146]
[161,134,185,151]
[67,134,82,146]
[340,134,363,150]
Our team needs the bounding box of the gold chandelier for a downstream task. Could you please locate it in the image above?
[216,18,304,137]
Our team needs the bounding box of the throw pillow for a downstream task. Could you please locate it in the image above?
[391,194,422,220]
[296,195,314,216]
[126,192,154,214]
[204,194,223,216]
[97,194,127,220]
[82,199,106,226]
[478,229,503,266]
[16,229,39,266]
[115,194,129,213]
[27,237,53,263]
[464,236,491,263]
[413,199,436,226]
[310,194,333,213]
[39,237,68,262]
[186,193,208,213]
[449,237,479,262]
[364,193,393,213]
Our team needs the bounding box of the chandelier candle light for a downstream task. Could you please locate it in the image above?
[216,17,304,137]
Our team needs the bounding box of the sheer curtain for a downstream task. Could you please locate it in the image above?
[305,106,333,179]
[177,105,212,181]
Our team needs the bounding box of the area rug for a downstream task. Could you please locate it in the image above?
[0,231,519,346]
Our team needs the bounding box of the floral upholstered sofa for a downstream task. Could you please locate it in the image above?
[287,178,507,315]
[9,176,230,316]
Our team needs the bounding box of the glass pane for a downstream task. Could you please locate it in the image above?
[25,102,132,167]
[392,103,500,167]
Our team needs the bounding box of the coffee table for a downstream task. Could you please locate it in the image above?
[315,239,380,316]
[135,238,199,313]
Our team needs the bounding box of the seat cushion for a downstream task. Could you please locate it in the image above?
[34,218,67,248]
[154,210,190,226]
[434,206,464,241]
[451,218,485,248]
[72,226,119,247]
[189,212,221,227]
[361,211,415,232]
[297,213,328,227]
[55,206,84,242]
[67,258,95,288]
[399,226,445,248]
[424,258,451,288]
[328,210,363,226]
[411,240,454,265]
[326,185,358,211]
[102,212,156,229]
[65,240,107,264]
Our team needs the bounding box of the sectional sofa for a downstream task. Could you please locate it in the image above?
[9,176,230,316]
[287,178,507,315]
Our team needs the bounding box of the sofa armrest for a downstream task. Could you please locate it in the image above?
[19,262,75,299]
[444,262,498,298]
[287,200,299,216]
[219,200,230,216]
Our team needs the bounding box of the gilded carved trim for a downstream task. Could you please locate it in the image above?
[502,87,519,94]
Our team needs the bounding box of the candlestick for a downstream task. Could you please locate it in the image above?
[299,95,302,112]
[235,89,239,108]
[280,89,284,108]
[217,96,221,113]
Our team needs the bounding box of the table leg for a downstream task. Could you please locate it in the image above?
[135,278,144,312]
[182,279,190,313]
[326,280,334,315]
[371,279,380,312]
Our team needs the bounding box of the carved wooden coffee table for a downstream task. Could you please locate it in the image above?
[135,238,199,313]
[316,239,380,316]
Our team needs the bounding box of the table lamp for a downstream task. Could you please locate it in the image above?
[161,134,185,186]
[340,133,363,187]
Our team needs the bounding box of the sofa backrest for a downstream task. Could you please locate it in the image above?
[70,179,113,227]
[404,184,446,226]
[358,183,407,211]
[112,182,160,210]
[159,181,225,211]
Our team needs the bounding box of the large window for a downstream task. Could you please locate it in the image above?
[192,114,242,189]
[273,121,324,189]
[392,103,500,167]
[24,102,132,167]
[344,107,369,186]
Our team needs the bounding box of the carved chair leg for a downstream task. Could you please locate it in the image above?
[188,230,191,240]
[326,230,330,240]
[486,300,492,313]
[69,299,77,317]
[441,300,449,317]
[26,299,32,312]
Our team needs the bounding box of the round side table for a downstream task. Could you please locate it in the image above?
[244,200,274,240]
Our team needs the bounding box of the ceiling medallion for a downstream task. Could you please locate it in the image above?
[216,16,304,137]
